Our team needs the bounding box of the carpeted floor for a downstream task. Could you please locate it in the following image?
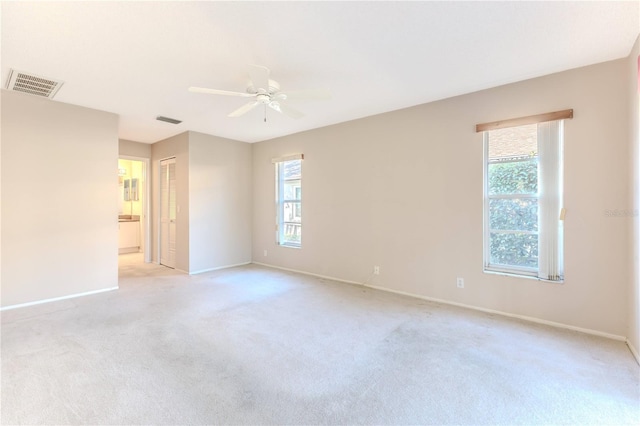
[1,253,639,425]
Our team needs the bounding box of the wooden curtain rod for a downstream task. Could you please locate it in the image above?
[475,109,573,133]
[271,153,304,164]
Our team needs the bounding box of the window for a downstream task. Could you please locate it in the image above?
[274,155,303,247]
[482,115,567,281]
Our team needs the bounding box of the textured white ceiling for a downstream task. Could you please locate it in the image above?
[2,1,638,143]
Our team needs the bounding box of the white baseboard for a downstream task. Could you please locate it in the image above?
[251,262,362,285]
[366,283,626,341]
[189,261,252,275]
[251,262,626,342]
[0,287,119,312]
[626,339,640,365]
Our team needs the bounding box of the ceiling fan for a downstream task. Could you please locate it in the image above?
[188,65,330,121]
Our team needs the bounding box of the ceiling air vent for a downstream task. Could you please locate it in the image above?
[5,69,64,99]
[156,116,182,124]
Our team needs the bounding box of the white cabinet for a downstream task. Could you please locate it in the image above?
[118,221,140,253]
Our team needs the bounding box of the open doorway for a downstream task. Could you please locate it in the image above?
[118,157,151,265]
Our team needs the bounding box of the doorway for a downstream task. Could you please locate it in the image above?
[118,157,150,264]
[159,157,176,269]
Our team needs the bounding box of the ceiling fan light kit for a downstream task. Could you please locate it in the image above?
[188,65,330,121]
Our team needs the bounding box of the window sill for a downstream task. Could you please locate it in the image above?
[279,243,301,249]
[484,269,564,284]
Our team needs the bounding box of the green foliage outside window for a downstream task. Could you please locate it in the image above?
[489,199,538,232]
[489,233,538,268]
[488,159,539,268]
[488,159,537,195]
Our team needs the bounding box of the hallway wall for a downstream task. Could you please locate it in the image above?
[188,132,252,273]
[150,132,190,272]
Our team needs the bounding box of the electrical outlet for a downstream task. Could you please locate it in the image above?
[374,266,380,275]
[456,277,464,288]
[263,249,267,257]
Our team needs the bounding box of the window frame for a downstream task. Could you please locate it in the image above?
[275,158,302,248]
[482,122,564,281]
[483,139,539,277]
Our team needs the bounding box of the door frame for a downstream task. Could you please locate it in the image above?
[119,155,151,263]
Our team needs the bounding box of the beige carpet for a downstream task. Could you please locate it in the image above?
[1,253,638,425]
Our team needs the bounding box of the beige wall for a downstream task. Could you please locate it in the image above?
[151,132,190,272]
[150,131,253,274]
[119,139,151,158]
[189,132,252,273]
[629,36,640,356]
[253,58,631,337]
[1,91,119,307]
[0,51,634,343]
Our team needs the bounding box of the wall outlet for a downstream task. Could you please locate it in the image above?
[263,249,267,257]
[456,277,464,288]
[374,266,380,275]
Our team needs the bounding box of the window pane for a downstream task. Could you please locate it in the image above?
[284,179,301,200]
[489,198,538,232]
[277,158,302,247]
[283,202,301,223]
[282,223,301,245]
[489,232,538,269]
[488,159,538,195]
[283,159,301,179]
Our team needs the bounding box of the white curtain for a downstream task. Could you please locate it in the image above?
[537,120,564,281]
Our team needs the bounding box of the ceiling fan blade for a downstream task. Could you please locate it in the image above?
[248,65,270,93]
[189,87,254,97]
[269,102,304,119]
[276,89,331,101]
[228,101,260,117]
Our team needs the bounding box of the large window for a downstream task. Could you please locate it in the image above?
[483,117,566,281]
[275,155,302,247]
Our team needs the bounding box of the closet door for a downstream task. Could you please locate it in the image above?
[160,158,176,268]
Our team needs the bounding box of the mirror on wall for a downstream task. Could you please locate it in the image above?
[124,179,131,201]
[122,178,138,202]
[119,159,143,216]
[131,178,139,201]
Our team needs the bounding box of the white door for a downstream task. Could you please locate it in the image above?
[160,158,176,268]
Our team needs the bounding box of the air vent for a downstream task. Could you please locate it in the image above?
[5,69,63,99]
[156,116,182,124]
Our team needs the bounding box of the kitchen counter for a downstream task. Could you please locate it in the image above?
[118,215,140,222]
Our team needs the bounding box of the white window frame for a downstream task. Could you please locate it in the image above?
[483,151,539,277]
[482,121,564,281]
[273,154,303,248]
